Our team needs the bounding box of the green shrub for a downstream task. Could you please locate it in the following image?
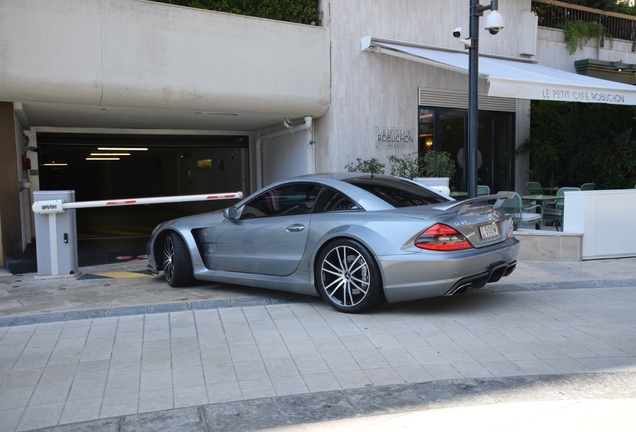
[388,151,456,180]
[344,158,385,174]
[560,20,605,55]
[422,151,456,178]
[150,0,321,25]
[518,100,636,189]
[388,152,423,180]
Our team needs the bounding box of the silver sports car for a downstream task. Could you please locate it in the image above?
[147,173,519,313]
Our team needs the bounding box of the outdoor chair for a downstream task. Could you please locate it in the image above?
[580,182,595,191]
[543,187,580,231]
[477,185,490,195]
[498,191,543,230]
[525,181,542,195]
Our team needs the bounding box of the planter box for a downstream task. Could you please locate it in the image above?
[414,177,450,195]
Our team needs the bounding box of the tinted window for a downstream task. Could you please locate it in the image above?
[240,183,321,218]
[343,176,449,207]
[314,187,360,212]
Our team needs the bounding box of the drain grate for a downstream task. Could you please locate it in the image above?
[524,261,598,280]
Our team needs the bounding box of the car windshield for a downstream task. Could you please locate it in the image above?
[343,176,450,208]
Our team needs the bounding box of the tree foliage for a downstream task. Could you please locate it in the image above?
[517,101,636,189]
[150,0,321,25]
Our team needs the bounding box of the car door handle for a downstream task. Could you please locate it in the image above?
[286,224,305,232]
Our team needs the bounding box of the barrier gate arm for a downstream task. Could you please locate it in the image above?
[31,191,243,277]
[32,192,244,213]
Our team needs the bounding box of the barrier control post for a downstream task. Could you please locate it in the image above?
[32,191,243,278]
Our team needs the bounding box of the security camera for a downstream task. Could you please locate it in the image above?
[453,27,472,48]
[484,10,504,35]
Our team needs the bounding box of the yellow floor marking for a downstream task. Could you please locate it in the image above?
[91,271,152,279]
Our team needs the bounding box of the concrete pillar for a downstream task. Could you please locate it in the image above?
[0,102,23,266]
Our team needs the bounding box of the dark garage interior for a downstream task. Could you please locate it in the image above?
[22,133,249,270]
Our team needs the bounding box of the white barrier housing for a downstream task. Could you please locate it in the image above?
[32,191,243,277]
[564,189,636,260]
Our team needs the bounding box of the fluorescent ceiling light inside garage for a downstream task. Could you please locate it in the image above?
[86,157,120,161]
[43,163,68,166]
[97,147,148,151]
[89,153,131,156]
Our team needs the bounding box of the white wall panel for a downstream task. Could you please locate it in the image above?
[564,190,636,260]
[262,130,312,186]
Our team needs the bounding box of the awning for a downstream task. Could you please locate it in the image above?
[362,36,636,105]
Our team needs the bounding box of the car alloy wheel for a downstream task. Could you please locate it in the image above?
[317,239,383,313]
[163,235,176,282]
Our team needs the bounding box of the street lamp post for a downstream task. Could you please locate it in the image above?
[465,0,503,198]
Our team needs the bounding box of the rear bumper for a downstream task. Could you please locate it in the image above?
[443,260,516,296]
[379,237,519,303]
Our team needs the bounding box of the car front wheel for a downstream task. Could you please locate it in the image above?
[163,232,194,287]
[316,239,384,313]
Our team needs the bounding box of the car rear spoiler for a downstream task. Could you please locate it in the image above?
[433,192,515,216]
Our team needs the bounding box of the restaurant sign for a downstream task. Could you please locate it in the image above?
[376,127,414,146]
[541,88,626,104]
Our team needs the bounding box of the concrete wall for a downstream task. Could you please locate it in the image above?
[536,27,636,72]
[0,103,23,265]
[515,230,583,262]
[0,0,330,118]
[262,130,314,187]
[315,0,537,188]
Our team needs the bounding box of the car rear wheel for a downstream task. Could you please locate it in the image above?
[316,239,384,313]
[163,232,194,287]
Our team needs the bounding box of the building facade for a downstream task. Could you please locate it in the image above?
[1,0,635,267]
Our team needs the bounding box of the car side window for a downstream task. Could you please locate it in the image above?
[314,187,361,212]
[240,183,322,219]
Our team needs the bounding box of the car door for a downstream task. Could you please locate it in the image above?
[215,183,321,276]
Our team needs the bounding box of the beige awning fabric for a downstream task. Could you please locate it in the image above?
[362,36,636,105]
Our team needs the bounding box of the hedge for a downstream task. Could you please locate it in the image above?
[149,0,321,25]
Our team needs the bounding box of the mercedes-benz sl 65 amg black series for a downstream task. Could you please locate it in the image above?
[147,173,519,313]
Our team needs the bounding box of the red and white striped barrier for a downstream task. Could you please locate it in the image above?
[32,192,243,214]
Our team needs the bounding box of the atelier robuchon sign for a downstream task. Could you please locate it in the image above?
[376,127,414,146]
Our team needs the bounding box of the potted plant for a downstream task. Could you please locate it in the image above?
[414,151,455,193]
[344,157,385,174]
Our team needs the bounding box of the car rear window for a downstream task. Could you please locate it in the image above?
[343,176,450,208]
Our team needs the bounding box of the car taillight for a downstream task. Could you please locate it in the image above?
[415,223,472,251]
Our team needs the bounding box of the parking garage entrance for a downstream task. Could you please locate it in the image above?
[36,133,249,265]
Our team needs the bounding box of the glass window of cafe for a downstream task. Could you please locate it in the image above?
[418,107,515,194]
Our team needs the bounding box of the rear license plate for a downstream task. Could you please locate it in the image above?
[479,223,499,239]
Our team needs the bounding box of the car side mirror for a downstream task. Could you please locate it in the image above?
[223,206,238,221]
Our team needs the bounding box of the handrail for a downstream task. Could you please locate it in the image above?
[533,0,636,21]
[532,0,636,46]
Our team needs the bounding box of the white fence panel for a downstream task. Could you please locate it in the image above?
[564,189,636,260]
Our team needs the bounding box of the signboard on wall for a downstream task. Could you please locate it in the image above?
[375,127,414,147]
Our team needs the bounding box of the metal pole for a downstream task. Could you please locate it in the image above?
[467,0,480,199]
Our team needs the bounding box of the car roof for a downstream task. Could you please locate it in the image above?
[250,173,450,212]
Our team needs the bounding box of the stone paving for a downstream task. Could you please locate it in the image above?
[0,259,635,431]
